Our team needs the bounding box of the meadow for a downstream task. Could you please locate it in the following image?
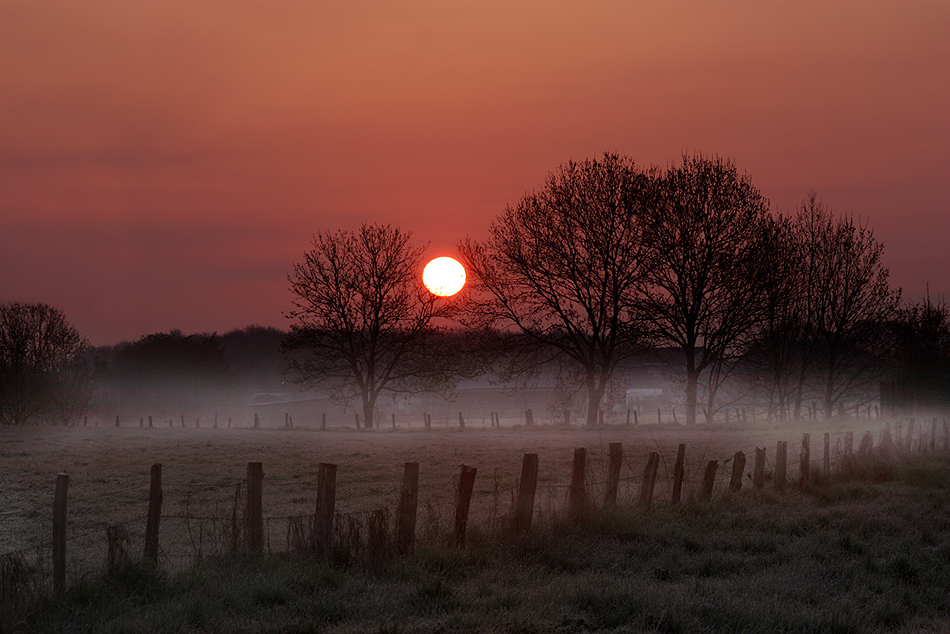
[3,417,950,633]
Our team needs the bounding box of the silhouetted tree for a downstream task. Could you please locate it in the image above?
[791,193,900,418]
[459,154,654,426]
[284,223,457,428]
[0,302,90,425]
[887,295,950,411]
[640,154,772,425]
[113,330,230,410]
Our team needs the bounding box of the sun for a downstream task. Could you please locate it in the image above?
[422,257,466,297]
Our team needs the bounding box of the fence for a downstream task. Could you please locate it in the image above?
[2,417,946,600]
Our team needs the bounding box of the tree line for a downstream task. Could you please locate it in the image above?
[1,152,947,426]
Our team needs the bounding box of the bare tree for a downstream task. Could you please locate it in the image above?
[640,154,772,425]
[459,154,654,426]
[0,302,90,425]
[284,223,457,428]
[793,193,900,418]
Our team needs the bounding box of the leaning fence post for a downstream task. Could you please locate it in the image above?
[800,434,810,489]
[753,448,765,489]
[454,464,477,546]
[730,451,746,492]
[397,462,419,555]
[604,443,623,507]
[640,452,660,510]
[568,447,588,522]
[144,464,163,562]
[247,462,264,553]
[53,473,69,594]
[515,453,539,534]
[775,441,787,492]
[701,460,717,499]
[823,432,831,481]
[672,443,686,503]
[313,463,337,558]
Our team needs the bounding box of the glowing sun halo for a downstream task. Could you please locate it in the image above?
[423,257,466,297]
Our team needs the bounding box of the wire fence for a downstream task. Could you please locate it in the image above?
[1,419,944,604]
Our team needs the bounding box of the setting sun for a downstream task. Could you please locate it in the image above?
[422,257,466,297]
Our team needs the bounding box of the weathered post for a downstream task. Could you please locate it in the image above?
[800,434,810,489]
[729,451,746,492]
[774,441,787,492]
[672,443,686,503]
[313,463,336,558]
[424,413,431,431]
[753,447,765,489]
[148,415,153,428]
[458,412,465,431]
[53,473,69,594]
[633,409,638,425]
[568,448,588,522]
[115,414,120,427]
[181,414,185,428]
[144,464,163,562]
[247,462,264,553]
[625,409,631,425]
[454,464,477,546]
[604,442,623,506]
[253,413,260,429]
[823,432,831,481]
[397,462,419,555]
[214,414,218,429]
[640,452,660,510]
[701,460,717,499]
[139,417,143,428]
[514,453,539,534]
[525,408,535,427]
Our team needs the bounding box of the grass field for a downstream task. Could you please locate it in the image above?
[3,418,948,633]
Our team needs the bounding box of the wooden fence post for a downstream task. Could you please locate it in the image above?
[672,443,686,503]
[515,453,539,534]
[144,464,162,562]
[454,464,477,546]
[844,431,854,460]
[730,451,746,492]
[53,473,68,594]
[525,409,535,427]
[823,432,831,481]
[148,415,153,428]
[633,409,638,425]
[568,448,587,522]
[424,413,431,431]
[640,452,660,510]
[115,414,120,427]
[604,443,623,506]
[753,448,765,489]
[458,412,465,431]
[775,441,787,492]
[397,462,419,555]
[247,462,264,553]
[800,434,810,489]
[701,460,717,499]
[313,463,336,558]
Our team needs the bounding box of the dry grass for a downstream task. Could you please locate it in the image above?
[4,418,947,633]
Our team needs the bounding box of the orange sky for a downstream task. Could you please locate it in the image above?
[2,1,948,344]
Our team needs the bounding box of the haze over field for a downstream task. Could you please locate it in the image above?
[1,1,948,345]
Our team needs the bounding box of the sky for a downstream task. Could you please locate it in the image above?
[1,1,948,346]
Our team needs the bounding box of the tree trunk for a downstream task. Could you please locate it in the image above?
[585,377,606,427]
[685,368,699,426]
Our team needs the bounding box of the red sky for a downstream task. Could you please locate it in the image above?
[2,1,948,345]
